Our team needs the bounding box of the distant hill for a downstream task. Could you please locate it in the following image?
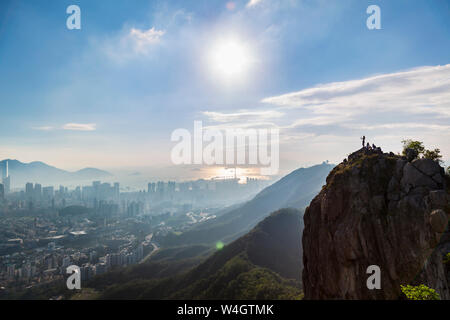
[94,208,303,299]
[0,159,112,188]
[158,162,334,246]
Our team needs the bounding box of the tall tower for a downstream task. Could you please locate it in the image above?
[2,161,10,194]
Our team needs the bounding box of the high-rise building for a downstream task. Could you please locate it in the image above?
[113,182,120,198]
[43,186,54,200]
[7,264,15,280]
[74,186,81,200]
[34,183,42,200]
[62,256,71,268]
[148,182,156,193]
[2,161,11,194]
[0,183,4,200]
[25,183,34,199]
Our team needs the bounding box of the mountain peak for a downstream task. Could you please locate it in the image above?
[0,159,112,187]
[302,148,450,299]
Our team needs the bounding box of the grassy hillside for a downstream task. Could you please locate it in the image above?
[95,208,303,299]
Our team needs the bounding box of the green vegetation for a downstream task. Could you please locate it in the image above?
[423,149,443,163]
[85,255,204,292]
[91,208,303,299]
[401,139,425,156]
[444,253,450,265]
[167,254,302,300]
[401,139,443,163]
[400,284,441,300]
[70,288,101,300]
[149,245,211,262]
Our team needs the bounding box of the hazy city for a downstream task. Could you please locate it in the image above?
[0,159,269,296]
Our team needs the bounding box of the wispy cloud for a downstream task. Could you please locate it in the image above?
[283,115,352,129]
[199,64,450,164]
[32,126,54,131]
[201,65,450,139]
[129,27,165,53]
[342,122,450,131]
[62,123,96,131]
[201,109,283,131]
[262,64,450,119]
[203,110,283,123]
[101,26,166,62]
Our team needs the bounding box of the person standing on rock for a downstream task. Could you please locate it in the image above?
[361,136,366,148]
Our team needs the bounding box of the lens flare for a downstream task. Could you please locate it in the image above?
[216,241,224,250]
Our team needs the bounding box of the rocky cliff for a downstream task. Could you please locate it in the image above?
[302,147,450,299]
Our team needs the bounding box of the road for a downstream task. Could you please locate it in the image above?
[140,242,160,264]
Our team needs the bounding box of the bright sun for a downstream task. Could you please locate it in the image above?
[208,38,252,80]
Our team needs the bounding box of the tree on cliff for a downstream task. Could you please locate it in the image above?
[401,139,443,164]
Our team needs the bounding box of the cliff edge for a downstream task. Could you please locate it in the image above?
[302,147,450,299]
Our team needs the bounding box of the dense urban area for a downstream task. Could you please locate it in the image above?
[0,161,267,295]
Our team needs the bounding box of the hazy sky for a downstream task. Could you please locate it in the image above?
[0,0,449,178]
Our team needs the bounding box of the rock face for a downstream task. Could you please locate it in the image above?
[302,148,450,299]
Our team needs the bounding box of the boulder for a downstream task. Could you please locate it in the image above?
[412,158,442,177]
[402,162,437,189]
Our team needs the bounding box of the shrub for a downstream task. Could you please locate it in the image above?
[423,148,443,164]
[401,139,443,164]
[444,253,450,265]
[401,140,425,158]
[400,284,440,300]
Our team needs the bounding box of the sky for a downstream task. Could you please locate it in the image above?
[0,0,449,180]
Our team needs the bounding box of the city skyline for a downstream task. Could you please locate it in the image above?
[0,158,269,191]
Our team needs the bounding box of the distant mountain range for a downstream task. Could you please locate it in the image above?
[0,159,113,188]
[158,161,335,247]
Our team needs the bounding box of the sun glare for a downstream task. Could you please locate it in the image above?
[208,38,252,80]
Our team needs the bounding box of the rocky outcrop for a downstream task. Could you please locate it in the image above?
[302,148,450,299]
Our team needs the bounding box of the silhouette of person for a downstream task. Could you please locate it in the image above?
[361,136,366,148]
[367,142,371,149]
